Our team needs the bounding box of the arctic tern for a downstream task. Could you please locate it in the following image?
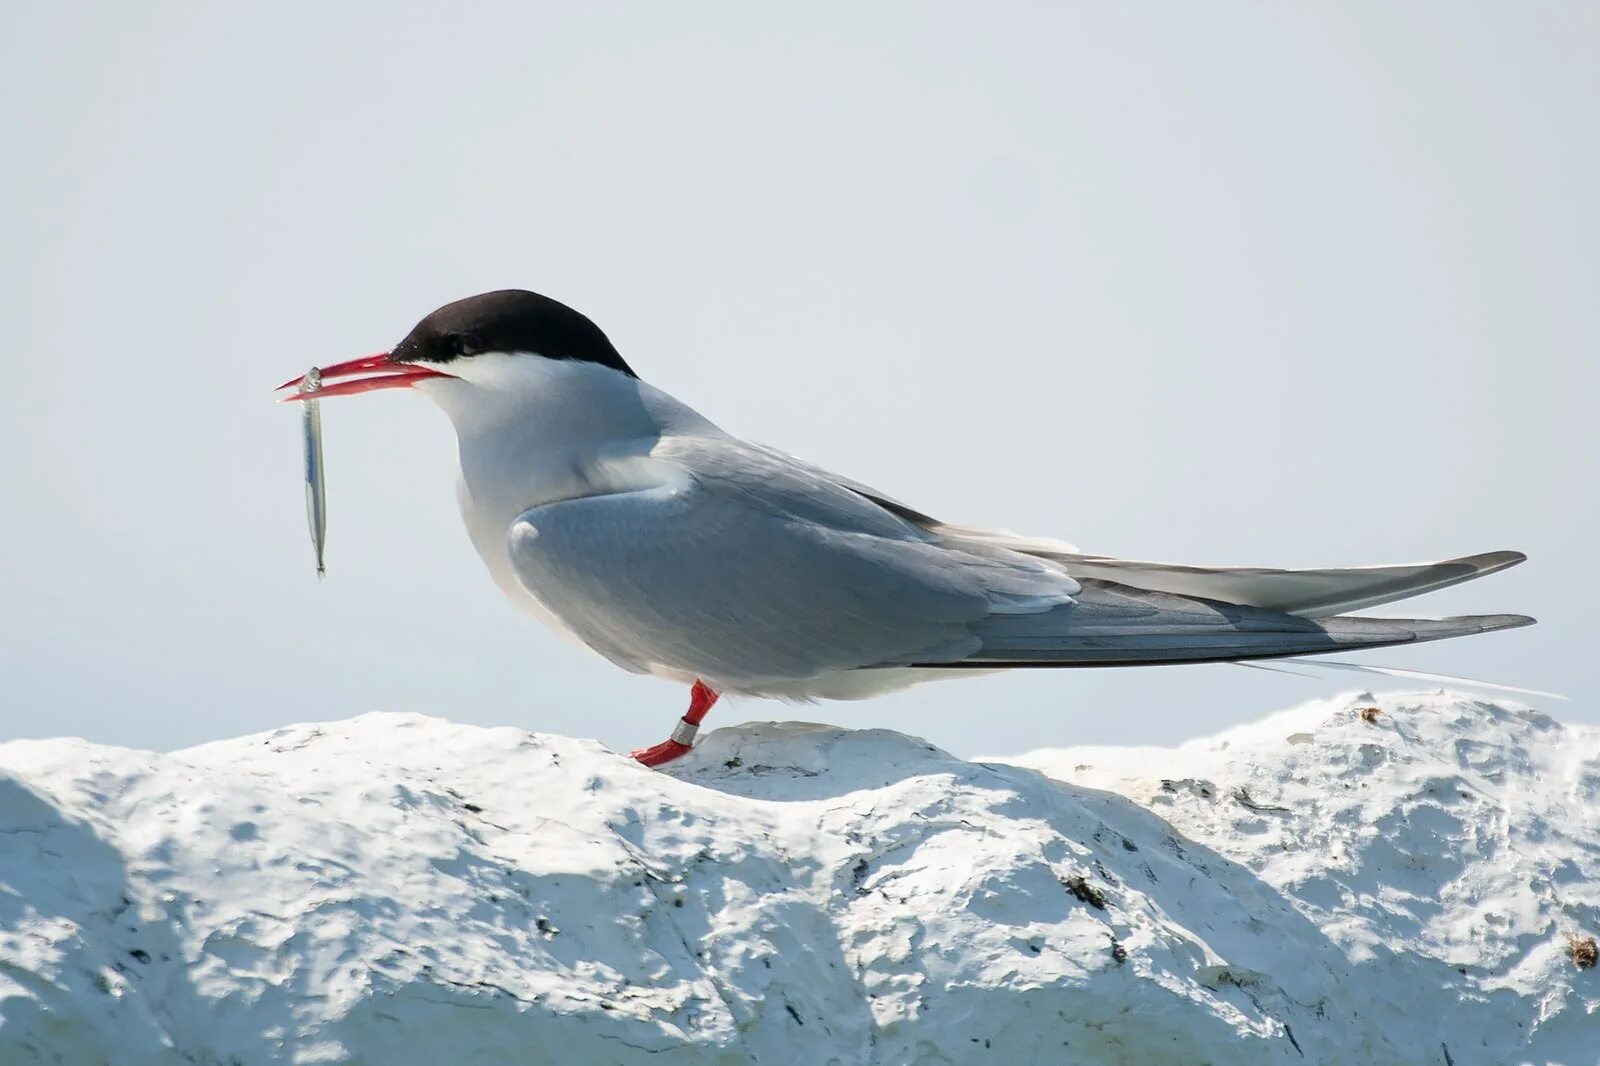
[278,289,1533,766]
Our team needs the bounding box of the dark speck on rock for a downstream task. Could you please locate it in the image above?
[463,802,483,814]
[128,949,151,964]
[1061,875,1107,910]
[851,856,871,894]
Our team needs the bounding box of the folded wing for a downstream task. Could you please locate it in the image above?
[504,437,1081,687]
[505,434,1533,685]
[999,549,1526,619]
[924,578,1533,668]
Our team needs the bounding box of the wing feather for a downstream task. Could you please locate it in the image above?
[503,433,1531,688]
[506,437,1077,686]
[1003,550,1526,618]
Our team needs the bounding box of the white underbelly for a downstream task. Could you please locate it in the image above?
[671,665,993,702]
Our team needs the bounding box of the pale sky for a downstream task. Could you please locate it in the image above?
[2,2,1594,756]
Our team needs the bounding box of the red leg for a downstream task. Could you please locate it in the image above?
[631,681,720,768]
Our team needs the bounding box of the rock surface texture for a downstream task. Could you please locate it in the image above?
[0,692,1595,1064]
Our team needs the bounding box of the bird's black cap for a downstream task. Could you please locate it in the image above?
[390,289,635,378]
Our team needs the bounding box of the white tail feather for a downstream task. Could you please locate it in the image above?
[1232,661,1322,679]
[1278,658,1567,701]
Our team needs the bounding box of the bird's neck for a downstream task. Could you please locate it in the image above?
[429,359,711,521]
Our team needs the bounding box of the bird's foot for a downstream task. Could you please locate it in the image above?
[630,680,721,770]
[630,738,693,767]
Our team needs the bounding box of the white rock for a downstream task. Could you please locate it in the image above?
[0,692,1594,1064]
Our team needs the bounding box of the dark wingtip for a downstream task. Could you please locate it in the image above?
[1472,613,1537,632]
[1465,550,1528,572]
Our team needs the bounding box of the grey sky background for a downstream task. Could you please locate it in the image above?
[2,3,1594,757]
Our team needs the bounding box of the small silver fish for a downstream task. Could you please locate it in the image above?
[300,366,327,578]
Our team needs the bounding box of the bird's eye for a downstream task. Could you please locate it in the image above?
[455,333,481,357]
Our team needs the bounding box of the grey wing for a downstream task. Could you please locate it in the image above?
[507,434,1531,684]
[994,549,1527,619]
[942,580,1534,668]
[505,440,1079,687]
[704,439,1527,621]
[732,442,1525,622]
